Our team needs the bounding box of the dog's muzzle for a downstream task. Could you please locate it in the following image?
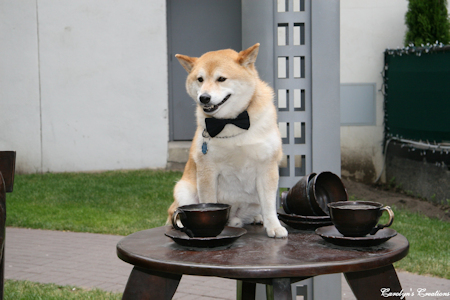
[201,94,231,113]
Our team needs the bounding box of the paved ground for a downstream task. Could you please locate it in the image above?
[5,227,450,299]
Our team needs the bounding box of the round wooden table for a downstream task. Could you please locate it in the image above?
[117,225,409,300]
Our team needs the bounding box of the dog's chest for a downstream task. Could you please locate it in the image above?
[213,144,260,198]
[206,139,271,188]
[206,137,271,166]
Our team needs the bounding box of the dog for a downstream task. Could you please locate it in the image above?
[168,44,287,238]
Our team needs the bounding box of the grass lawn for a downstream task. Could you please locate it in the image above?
[5,169,450,281]
[6,169,182,236]
[388,208,450,279]
[4,280,121,300]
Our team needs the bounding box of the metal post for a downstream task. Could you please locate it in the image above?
[242,0,341,298]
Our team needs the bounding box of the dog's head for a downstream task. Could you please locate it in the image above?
[175,44,260,119]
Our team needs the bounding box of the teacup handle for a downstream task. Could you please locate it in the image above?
[370,206,394,235]
[171,209,194,238]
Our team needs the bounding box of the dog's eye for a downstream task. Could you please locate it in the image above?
[217,77,227,82]
[197,77,204,83]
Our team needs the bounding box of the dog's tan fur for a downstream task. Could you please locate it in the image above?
[168,44,287,238]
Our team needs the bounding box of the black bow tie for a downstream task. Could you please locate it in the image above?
[205,111,250,137]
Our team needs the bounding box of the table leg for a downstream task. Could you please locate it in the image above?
[272,278,292,300]
[344,264,403,300]
[237,280,256,300]
[237,279,292,300]
[122,266,181,300]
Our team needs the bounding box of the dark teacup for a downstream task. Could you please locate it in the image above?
[171,203,230,238]
[328,201,394,237]
[283,172,348,216]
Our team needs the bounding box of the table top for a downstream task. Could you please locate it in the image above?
[117,225,409,279]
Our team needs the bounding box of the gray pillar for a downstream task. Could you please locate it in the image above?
[311,0,341,175]
[310,1,342,298]
[242,0,341,299]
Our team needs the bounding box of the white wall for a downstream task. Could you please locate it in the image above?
[4,0,445,177]
[0,0,168,173]
[0,0,42,173]
[340,0,408,182]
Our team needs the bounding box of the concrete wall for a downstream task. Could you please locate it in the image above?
[0,0,168,173]
[340,0,408,183]
[386,142,450,204]
[3,0,447,178]
[0,0,41,173]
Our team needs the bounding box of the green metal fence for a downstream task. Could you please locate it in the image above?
[383,46,450,143]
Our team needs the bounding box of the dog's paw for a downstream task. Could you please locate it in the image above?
[266,226,288,238]
[252,214,263,225]
[228,217,244,228]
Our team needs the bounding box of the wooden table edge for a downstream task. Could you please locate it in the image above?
[116,236,409,279]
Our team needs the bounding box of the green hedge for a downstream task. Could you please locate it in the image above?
[384,48,450,143]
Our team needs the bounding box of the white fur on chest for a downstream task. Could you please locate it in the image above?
[194,126,280,205]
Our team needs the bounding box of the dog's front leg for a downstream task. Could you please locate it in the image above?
[197,167,218,204]
[257,165,288,238]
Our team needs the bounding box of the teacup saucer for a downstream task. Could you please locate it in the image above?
[315,225,397,247]
[165,226,247,248]
[277,208,331,221]
[278,216,332,230]
[277,208,332,230]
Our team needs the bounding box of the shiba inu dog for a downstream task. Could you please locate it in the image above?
[168,44,287,238]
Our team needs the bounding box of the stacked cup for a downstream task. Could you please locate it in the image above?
[278,172,348,229]
[282,172,348,216]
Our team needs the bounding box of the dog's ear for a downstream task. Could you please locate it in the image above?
[238,43,260,67]
[175,54,197,73]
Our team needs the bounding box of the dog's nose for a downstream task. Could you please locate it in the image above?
[199,94,211,104]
